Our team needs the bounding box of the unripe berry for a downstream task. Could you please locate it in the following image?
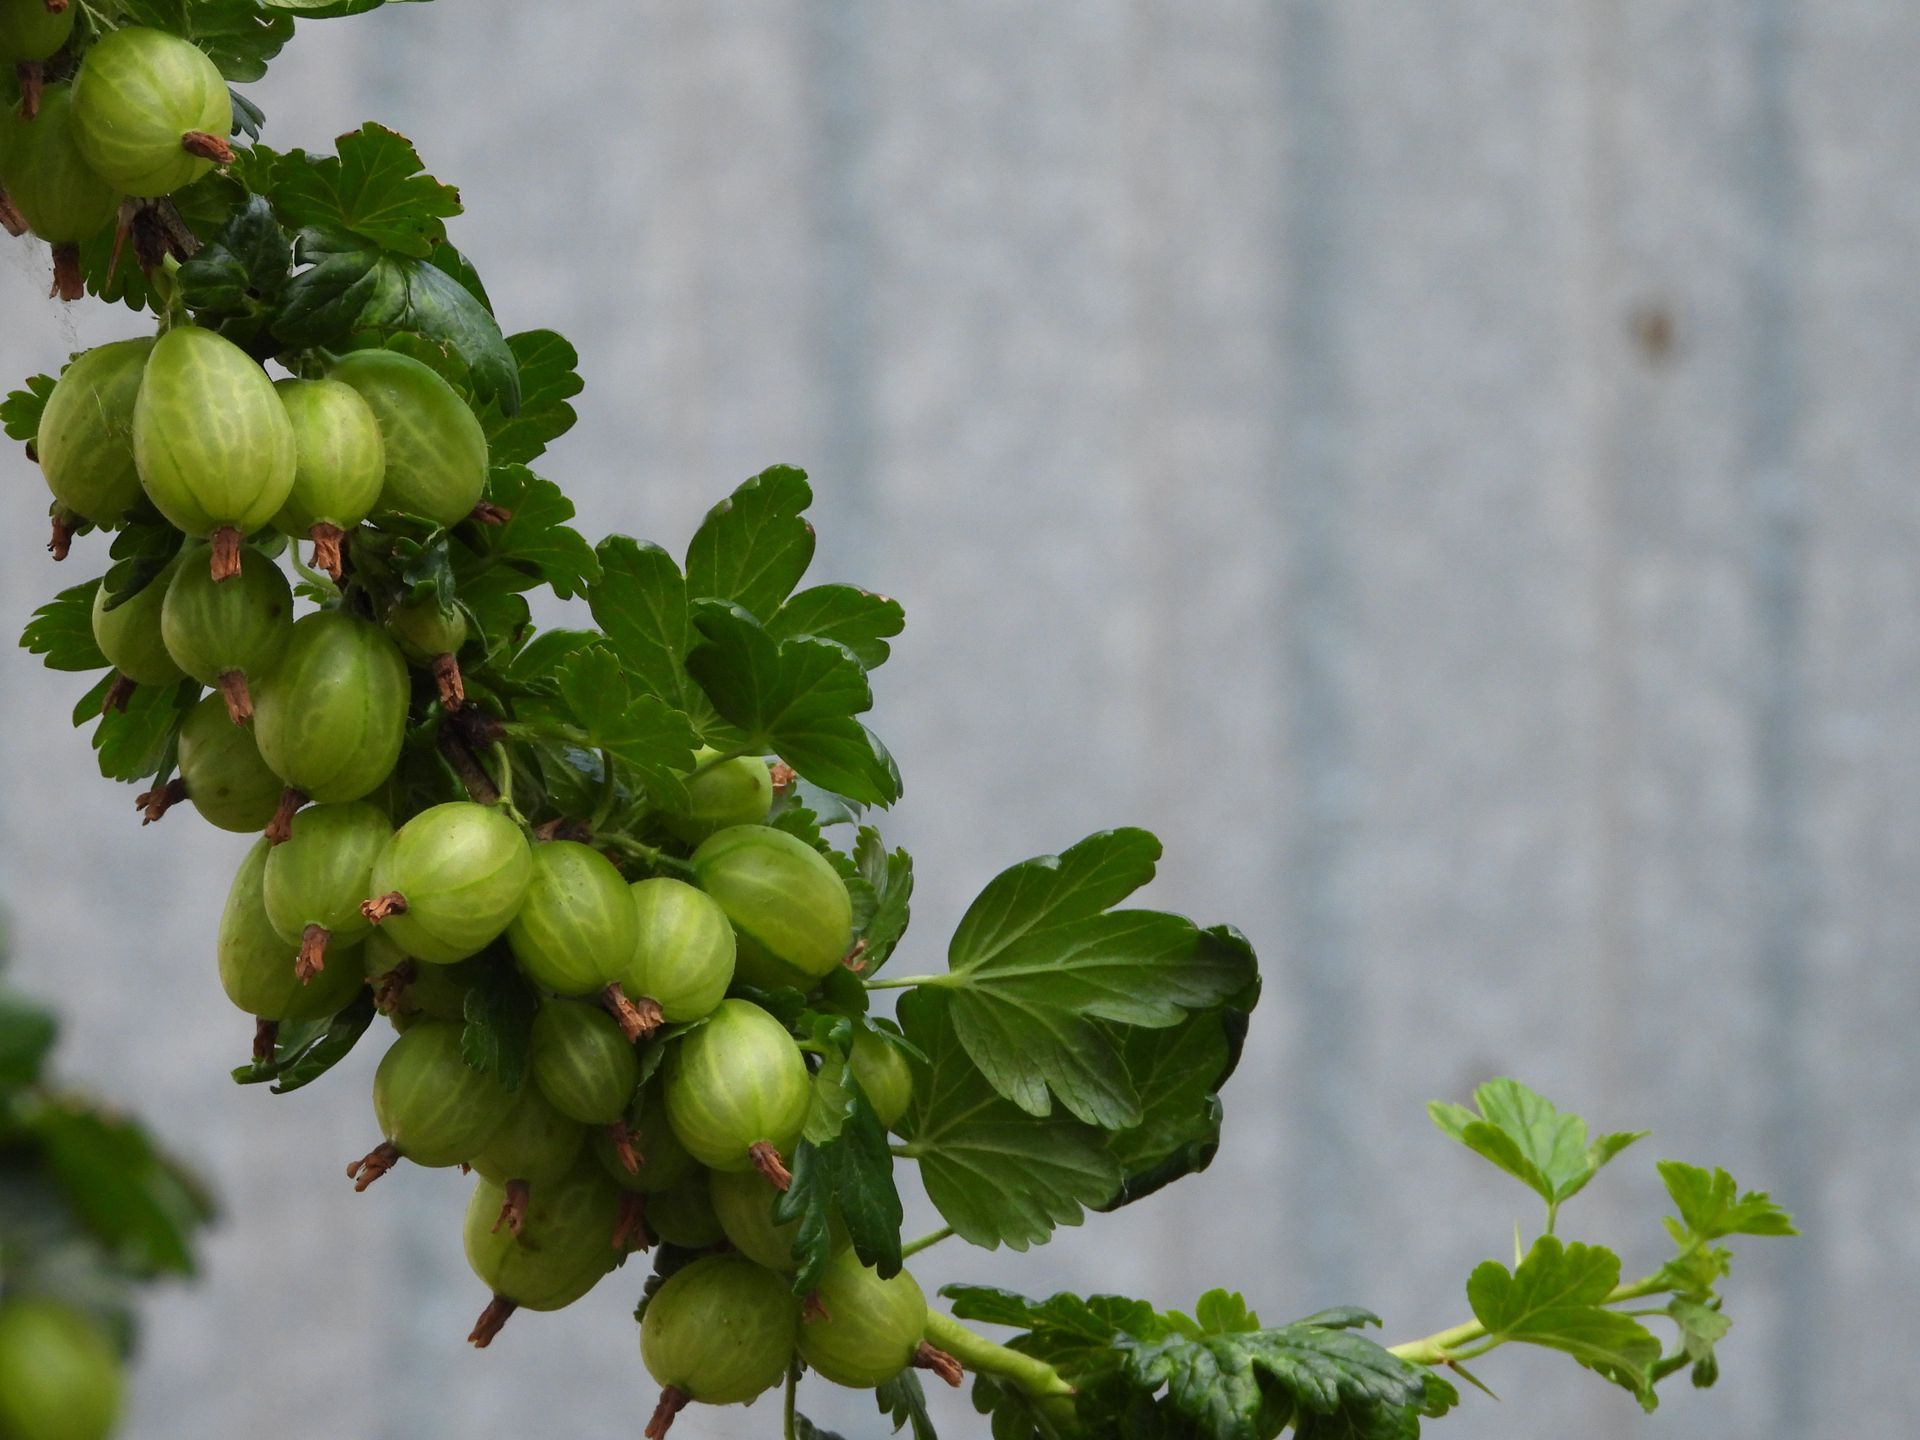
[663,747,772,843]
[365,802,534,964]
[0,1298,123,1440]
[505,840,635,995]
[251,612,409,804]
[529,1000,639,1126]
[621,876,734,1023]
[217,838,365,1023]
[35,338,152,529]
[176,693,283,832]
[797,1249,930,1389]
[691,825,853,989]
[71,27,232,197]
[662,998,810,1180]
[329,349,488,527]
[641,1256,797,1423]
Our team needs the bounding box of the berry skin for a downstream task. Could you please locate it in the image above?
[0,0,77,62]
[71,27,231,197]
[175,692,283,832]
[328,349,489,527]
[645,1176,727,1250]
[621,877,735,1023]
[640,1256,797,1414]
[464,1162,623,1323]
[797,1248,930,1389]
[251,611,409,803]
[0,1297,123,1440]
[218,838,365,1023]
[707,1167,822,1272]
[849,1030,914,1130]
[131,327,297,551]
[384,596,467,663]
[366,802,534,964]
[1,85,119,245]
[663,748,773,843]
[691,825,854,989]
[367,1020,511,1171]
[662,998,810,1176]
[471,1083,587,1192]
[263,801,391,979]
[505,839,636,996]
[90,553,185,687]
[35,338,153,528]
[591,1084,697,1196]
[160,545,292,721]
[529,1000,639,1126]
[272,377,384,571]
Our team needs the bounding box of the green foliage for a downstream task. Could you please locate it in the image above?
[1429,1077,1645,1224]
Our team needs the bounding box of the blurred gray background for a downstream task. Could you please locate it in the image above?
[1,1,1913,1436]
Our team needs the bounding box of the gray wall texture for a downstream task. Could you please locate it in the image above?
[1,2,1913,1437]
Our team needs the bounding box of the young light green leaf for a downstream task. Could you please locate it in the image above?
[939,833,1256,1127]
[773,1086,904,1291]
[684,465,815,620]
[894,990,1119,1251]
[21,581,108,673]
[1657,1161,1797,1243]
[1466,1236,1661,1400]
[588,537,715,725]
[768,584,905,670]
[270,122,462,257]
[1668,1296,1730,1389]
[1428,1078,1646,1221]
[685,603,901,805]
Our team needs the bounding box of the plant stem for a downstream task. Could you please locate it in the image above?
[782,1364,799,1440]
[863,974,944,991]
[922,1309,1075,1400]
[599,833,698,878]
[901,1225,956,1260]
[1388,1264,1679,1364]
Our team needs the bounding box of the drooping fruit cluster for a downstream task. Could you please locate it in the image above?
[8,10,1796,1439]
[0,17,233,299]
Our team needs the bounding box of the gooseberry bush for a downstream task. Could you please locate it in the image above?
[2,3,1797,1437]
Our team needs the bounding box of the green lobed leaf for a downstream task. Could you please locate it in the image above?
[463,466,599,599]
[2,373,55,444]
[270,122,461,258]
[479,331,582,466]
[852,825,913,976]
[1427,1078,1646,1217]
[1667,1296,1730,1389]
[940,831,1256,1128]
[178,193,293,344]
[27,1097,219,1277]
[894,989,1119,1251]
[21,581,108,673]
[121,0,296,82]
[588,537,716,726]
[1097,1008,1234,1208]
[768,584,905,670]
[875,1370,939,1440]
[76,678,200,785]
[775,1075,904,1291]
[552,646,698,813]
[684,465,816,620]
[1465,1236,1661,1401]
[228,990,377,1094]
[685,603,901,805]
[1656,1160,1797,1243]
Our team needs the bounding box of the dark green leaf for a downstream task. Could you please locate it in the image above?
[228,989,376,1093]
[1466,1236,1660,1400]
[261,0,422,15]
[684,465,815,619]
[1656,1161,1797,1243]
[460,950,539,1090]
[1429,1078,1646,1217]
[875,1370,939,1440]
[480,331,581,464]
[1097,1011,1231,1207]
[82,678,200,784]
[121,0,296,82]
[790,1415,847,1440]
[769,584,905,670]
[553,646,698,812]
[894,990,1119,1251]
[2,373,55,444]
[178,193,292,327]
[852,826,912,976]
[0,990,57,1087]
[271,122,461,257]
[463,466,599,599]
[28,1098,218,1276]
[686,603,901,805]
[941,831,1257,1128]
[21,581,107,673]
[588,537,714,725]
[774,1083,904,1291]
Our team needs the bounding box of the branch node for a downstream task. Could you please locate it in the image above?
[209,526,244,581]
[251,1017,279,1063]
[264,787,306,845]
[467,1295,518,1349]
[308,522,347,580]
[295,924,330,984]
[47,512,73,561]
[601,983,661,1042]
[180,130,235,165]
[217,669,253,724]
[136,776,188,825]
[360,891,408,925]
[345,1139,402,1192]
[644,1387,689,1440]
[914,1340,965,1388]
[748,1140,792,1192]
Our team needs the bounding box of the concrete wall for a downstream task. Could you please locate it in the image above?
[2,3,1913,1436]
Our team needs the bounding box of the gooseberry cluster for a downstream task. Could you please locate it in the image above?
[5,5,1798,1439]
